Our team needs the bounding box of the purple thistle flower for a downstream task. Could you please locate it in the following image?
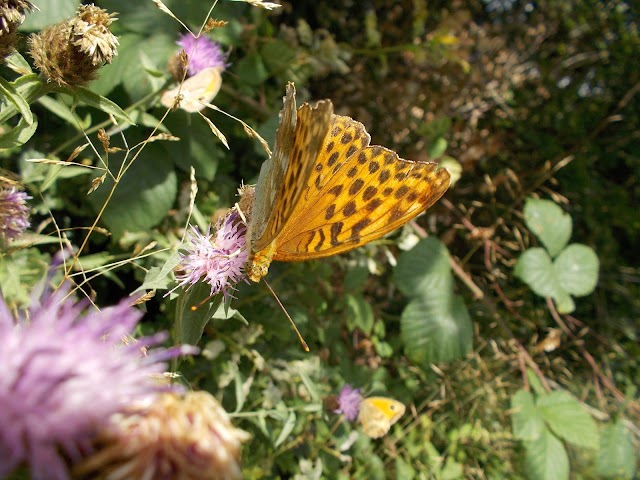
[335,385,363,422]
[177,33,228,76]
[175,210,248,299]
[0,186,31,242]
[0,283,198,480]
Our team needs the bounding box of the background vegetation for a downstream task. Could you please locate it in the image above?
[1,0,638,478]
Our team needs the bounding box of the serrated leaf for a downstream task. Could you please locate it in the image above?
[524,198,572,257]
[401,294,472,365]
[595,419,636,479]
[524,428,569,480]
[394,237,453,299]
[511,390,545,441]
[537,390,599,449]
[553,244,599,297]
[514,248,557,298]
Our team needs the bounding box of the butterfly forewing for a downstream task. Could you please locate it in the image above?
[252,92,333,252]
[272,115,451,260]
[250,83,298,244]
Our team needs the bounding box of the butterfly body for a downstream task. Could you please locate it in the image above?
[358,397,406,438]
[246,83,450,282]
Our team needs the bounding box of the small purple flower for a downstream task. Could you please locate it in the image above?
[0,282,198,480]
[175,210,248,299]
[0,186,31,242]
[335,385,363,422]
[177,33,228,76]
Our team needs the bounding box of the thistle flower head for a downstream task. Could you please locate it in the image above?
[29,4,118,87]
[0,186,31,243]
[335,384,363,422]
[73,391,250,480]
[0,282,197,479]
[177,33,228,77]
[174,210,248,299]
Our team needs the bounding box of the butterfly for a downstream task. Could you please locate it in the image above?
[358,397,406,438]
[160,66,222,113]
[245,82,451,282]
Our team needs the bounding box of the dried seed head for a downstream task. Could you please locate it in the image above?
[0,0,36,61]
[29,4,118,87]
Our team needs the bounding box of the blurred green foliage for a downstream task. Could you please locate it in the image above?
[1,0,639,478]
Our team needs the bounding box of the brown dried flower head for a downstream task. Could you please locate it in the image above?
[0,0,36,61]
[29,4,118,87]
[72,391,251,480]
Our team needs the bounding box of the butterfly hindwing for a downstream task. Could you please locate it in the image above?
[358,397,406,439]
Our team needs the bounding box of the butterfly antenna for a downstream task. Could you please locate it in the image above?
[264,279,310,352]
[191,294,215,311]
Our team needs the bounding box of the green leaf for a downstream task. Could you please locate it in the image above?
[20,0,81,31]
[3,51,33,75]
[537,390,599,449]
[161,112,224,181]
[63,86,134,125]
[122,34,176,101]
[524,198,572,257]
[524,428,569,480]
[0,77,33,125]
[88,143,177,238]
[526,368,547,396]
[595,419,636,479]
[394,237,453,299]
[261,39,297,75]
[514,248,557,298]
[0,115,38,148]
[345,294,375,335]
[235,53,270,86]
[274,411,297,448]
[174,282,223,346]
[401,294,472,365]
[511,390,545,441]
[553,244,599,297]
[427,137,447,159]
[135,252,182,293]
[395,457,415,480]
[37,95,90,130]
[441,457,464,480]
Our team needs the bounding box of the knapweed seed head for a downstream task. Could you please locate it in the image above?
[0,0,36,60]
[0,283,196,479]
[72,391,250,480]
[29,4,118,87]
